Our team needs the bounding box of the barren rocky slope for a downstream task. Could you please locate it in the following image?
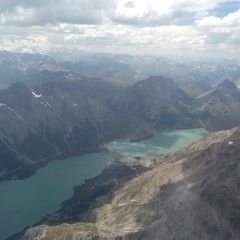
[195,80,240,130]
[19,127,240,240]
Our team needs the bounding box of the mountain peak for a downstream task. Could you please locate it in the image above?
[134,76,175,91]
[7,82,32,97]
[147,76,174,85]
[217,79,237,91]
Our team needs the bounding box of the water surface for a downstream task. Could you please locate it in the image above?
[0,153,113,240]
[0,128,207,239]
[105,128,208,158]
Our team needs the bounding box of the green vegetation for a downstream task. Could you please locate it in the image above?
[42,223,99,240]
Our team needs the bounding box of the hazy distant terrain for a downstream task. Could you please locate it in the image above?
[59,52,240,87]
[1,51,240,96]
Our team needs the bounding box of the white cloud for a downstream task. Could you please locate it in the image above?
[111,0,233,26]
[0,0,239,59]
[196,9,240,45]
[197,9,240,27]
[0,0,116,26]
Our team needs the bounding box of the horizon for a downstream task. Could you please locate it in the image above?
[1,48,240,64]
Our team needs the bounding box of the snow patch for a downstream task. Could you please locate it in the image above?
[32,91,42,98]
[6,106,24,120]
[45,101,52,108]
[40,101,52,108]
[228,141,234,145]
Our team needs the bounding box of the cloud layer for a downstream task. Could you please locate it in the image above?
[0,0,240,59]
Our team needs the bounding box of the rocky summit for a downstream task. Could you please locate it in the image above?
[18,126,240,240]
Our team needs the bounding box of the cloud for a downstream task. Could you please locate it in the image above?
[0,0,239,60]
[196,9,240,44]
[0,0,45,11]
[0,0,116,26]
[110,0,233,26]
[124,1,135,8]
[197,8,240,27]
[0,0,235,27]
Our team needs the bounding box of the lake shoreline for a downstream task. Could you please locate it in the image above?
[0,153,114,240]
[0,127,208,183]
[7,157,150,240]
[0,148,101,182]
[1,128,208,240]
[0,125,156,182]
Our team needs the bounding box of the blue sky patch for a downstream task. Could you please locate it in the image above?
[211,1,240,17]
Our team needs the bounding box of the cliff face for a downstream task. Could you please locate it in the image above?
[19,127,240,240]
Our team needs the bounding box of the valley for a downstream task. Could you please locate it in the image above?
[1,73,240,182]
[18,126,240,240]
[0,52,239,240]
[1,129,206,239]
[0,58,240,239]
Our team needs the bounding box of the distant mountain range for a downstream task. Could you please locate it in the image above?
[1,50,240,95]
[0,51,64,88]
[1,72,240,181]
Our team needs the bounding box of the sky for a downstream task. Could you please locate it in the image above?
[0,0,240,59]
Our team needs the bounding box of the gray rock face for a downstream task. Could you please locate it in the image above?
[19,127,240,240]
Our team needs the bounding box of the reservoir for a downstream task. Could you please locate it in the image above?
[0,129,207,239]
[105,128,208,158]
[0,153,114,240]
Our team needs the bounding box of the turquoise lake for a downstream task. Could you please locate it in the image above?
[105,128,208,158]
[0,128,207,239]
